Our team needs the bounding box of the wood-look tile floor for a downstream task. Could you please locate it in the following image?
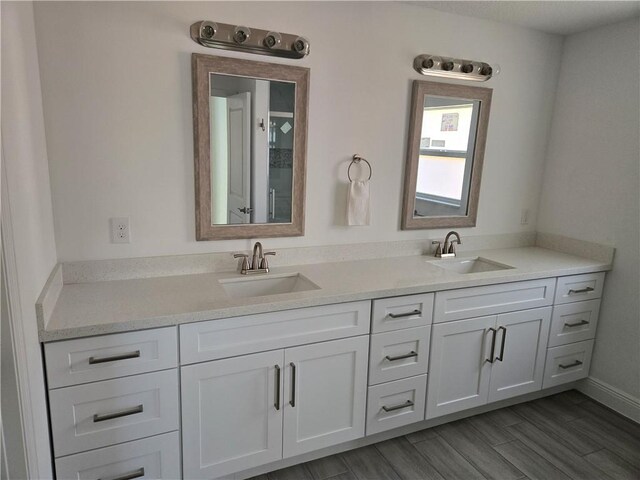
[250,390,640,480]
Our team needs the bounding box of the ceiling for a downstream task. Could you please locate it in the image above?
[415,1,640,35]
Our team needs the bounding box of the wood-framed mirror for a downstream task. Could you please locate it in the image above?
[401,80,492,230]
[192,53,309,240]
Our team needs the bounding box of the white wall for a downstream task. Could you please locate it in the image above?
[32,1,563,261]
[538,18,640,400]
[1,2,58,477]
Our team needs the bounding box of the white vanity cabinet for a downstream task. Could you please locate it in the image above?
[542,272,604,388]
[427,308,552,418]
[41,269,609,480]
[427,280,555,419]
[179,301,371,479]
[44,327,180,479]
[181,335,368,479]
[365,294,433,435]
[181,350,285,479]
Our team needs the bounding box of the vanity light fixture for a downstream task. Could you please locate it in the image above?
[413,54,499,82]
[190,21,310,59]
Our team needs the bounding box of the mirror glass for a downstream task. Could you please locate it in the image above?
[192,54,309,240]
[402,80,492,230]
[414,95,480,218]
[210,73,295,225]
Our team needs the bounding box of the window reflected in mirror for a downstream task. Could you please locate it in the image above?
[415,96,480,218]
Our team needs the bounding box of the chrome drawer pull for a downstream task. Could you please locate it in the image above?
[89,350,141,365]
[486,328,497,363]
[382,400,414,412]
[496,326,507,362]
[388,310,421,319]
[568,286,594,295]
[99,467,145,480]
[274,365,281,410]
[93,404,144,423]
[565,320,589,328]
[385,351,418,362]
[289,362,296,407]
[559,360,583,370]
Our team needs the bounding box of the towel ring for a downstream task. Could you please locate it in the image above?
[348,154,372,182]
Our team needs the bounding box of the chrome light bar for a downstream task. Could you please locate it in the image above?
[190,21,310,59]
[413,54,497,82]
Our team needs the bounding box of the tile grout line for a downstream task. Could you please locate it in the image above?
[403,436,451,480]
[412,429,493,480]
[440,420,527,480]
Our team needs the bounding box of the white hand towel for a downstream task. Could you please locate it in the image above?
[347,180,370,226]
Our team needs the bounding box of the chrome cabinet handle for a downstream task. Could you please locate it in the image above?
[289,362,296,407]
[382,400,414,412]
[388,310,421,319]
[568,286,594,295]
[496,326,507,362]
[274,365,281,410]
[385,351,418,362]
[486,328,497,363]
[99,467,145,480]
[93,404,143,423]
[269,188,276,220]
[559,360,583,369]
[565,319,590,328]
[89,350,141,365]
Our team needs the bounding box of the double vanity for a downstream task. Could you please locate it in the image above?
[38,241,610,480]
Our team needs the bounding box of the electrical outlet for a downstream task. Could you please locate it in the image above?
[520,208,530,225]
[110,217,131,243]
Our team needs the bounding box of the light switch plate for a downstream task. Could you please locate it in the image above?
[110,217,131,243]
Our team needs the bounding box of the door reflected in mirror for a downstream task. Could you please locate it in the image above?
[210,74,295,225]
[402,81,492,230]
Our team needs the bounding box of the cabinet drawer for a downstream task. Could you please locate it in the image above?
[55,431,180,480]
[371,293,434,333]
[369,327,430,385]
[434,278,556,323]
[50,370,179,457]
[366,375,427,435]
[548,300,601,347]
[543,340,594,389]
[554,273,605,304]
[45,327,177,389]
[180,301,370,364]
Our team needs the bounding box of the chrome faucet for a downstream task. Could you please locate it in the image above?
[234,241,276,274]
[251,242,263,271]
[432,231,462,258]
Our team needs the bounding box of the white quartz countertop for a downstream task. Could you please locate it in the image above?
[40,247,611,342]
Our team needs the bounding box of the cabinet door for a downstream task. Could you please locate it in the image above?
[283,336,368,458]
[426,316,495,419]
[488,307,551,402]
[181,350,284,479]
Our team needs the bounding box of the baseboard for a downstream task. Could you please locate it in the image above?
[577,377,640,423]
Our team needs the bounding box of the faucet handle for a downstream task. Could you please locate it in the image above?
[259,251,276,270]
[431,241,442,257]
[233,253,250,273]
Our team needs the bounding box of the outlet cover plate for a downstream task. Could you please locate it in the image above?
[110,217,131,243]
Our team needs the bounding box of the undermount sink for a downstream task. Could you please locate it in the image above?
[220,273,320,298]
[429,256,514,274]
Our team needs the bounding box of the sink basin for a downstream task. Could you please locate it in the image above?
[220,273,320,298]
[429,257,514,274]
